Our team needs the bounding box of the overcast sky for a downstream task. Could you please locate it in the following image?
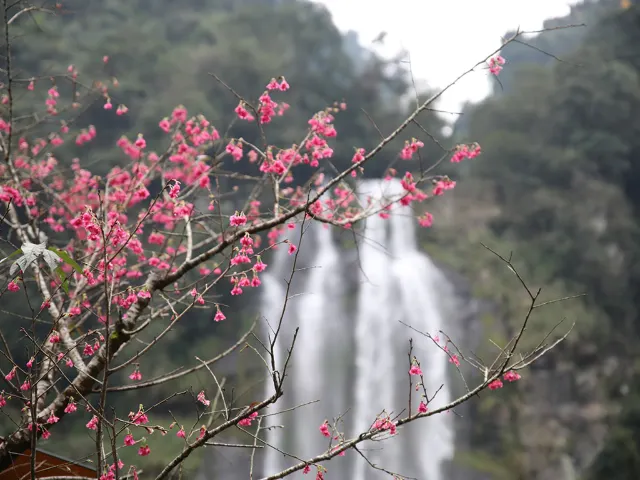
[314,0,582,114]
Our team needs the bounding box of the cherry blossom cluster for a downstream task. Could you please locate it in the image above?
[488,55,506,75]
[0,48,498,478]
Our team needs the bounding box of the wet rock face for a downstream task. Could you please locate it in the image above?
[518,354,611,479]
[437,262,610,480]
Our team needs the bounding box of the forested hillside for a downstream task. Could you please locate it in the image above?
[9,0,444,179]
[422,0,640,477]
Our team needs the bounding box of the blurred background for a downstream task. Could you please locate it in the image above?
[2,0,640,478]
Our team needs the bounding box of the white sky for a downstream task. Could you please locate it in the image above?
[314,0,582,115]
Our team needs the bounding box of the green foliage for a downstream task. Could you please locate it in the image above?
[8,0,444,179]
[585,392,640,479]
[48,246,83,274]
[425,1,640,476]
[454,450,521,480]
[462,3,640,351]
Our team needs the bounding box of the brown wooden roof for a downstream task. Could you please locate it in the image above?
[0,449,96,479]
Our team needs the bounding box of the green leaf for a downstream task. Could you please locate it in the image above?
[5,248,23,260]
[48,247,83,274]
[0,248,22,270]
[54,266,69,294]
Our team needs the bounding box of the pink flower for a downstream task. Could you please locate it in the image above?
[124,434,135,446]
[225,141,243,160]
[504,370,521,382]
[253,259,267,272]
[129,410,149,425]
[418,401,428,413]
[266,78,279,90]
[400,139,424,160]
[197,391,210,406]
[64,400,77,413]
[488,56,505,75]
[409,365,422,376]
[237,411,258,427]
[129,370,142,381]
[86,415,99,430]
[137,289,151,299]
[319,421,330,437]
[47,412,59,424]
[134,134,146,149]
[168,180,180,199]
[214,308,226,322]
[451,143,481,163]
[229,211,247,227]
[418,213,433,228]
[352,148,365,164]
[159,118,171,132]
[372,417,397,435]
[287,243,297,255]
[177,428,186,439]
[230,285,243,296]
[488,379,503,390]
[137,445,150,456]
[235,103,251,120]
[7,281,19,292]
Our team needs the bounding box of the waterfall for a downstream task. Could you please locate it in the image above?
[261,178,455,479]
[260,239,291,477]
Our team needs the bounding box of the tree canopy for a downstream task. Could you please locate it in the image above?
[442,1,640,475]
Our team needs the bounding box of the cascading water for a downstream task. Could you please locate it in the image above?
[261,219,351,475]
[260,239,292,477]
[261,178,454,479]
[291,222,349,459]
[352,208,401,479]
[391,208,456,480]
